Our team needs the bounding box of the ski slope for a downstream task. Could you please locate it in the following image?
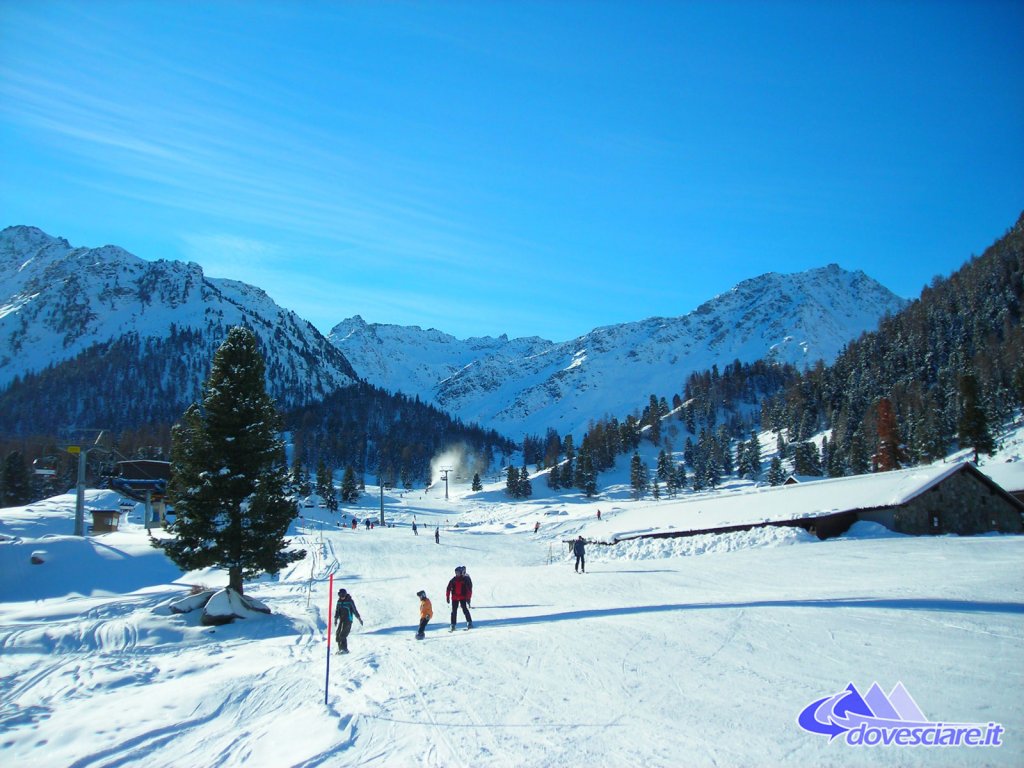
[1,476,1022,768]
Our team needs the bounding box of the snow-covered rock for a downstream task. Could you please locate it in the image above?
[200,587,271,625]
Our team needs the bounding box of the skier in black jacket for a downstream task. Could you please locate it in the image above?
[573,536,586,573]
[334,588,363,653]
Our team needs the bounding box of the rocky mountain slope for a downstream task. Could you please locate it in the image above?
[0,226,356,410]
[330,265,907,440]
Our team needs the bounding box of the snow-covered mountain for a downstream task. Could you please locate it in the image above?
[330,265,907,440]
[0,226,357,406]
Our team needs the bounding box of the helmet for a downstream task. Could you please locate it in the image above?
[338,588,347,596]
[417,590,426,598]
[454,566,463,574]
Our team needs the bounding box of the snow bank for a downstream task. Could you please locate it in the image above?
[595,524,817,561]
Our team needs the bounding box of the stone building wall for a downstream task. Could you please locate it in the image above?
[893,469,1024,535]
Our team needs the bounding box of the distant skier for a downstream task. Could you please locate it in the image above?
[446,566,473,630]
[416,590,433,639]
[412,521,418,535]
[573,536,586,573]
[434,526,440,544]
[334,588,363,653]
[534,521,540,534]
[597,509,601,521]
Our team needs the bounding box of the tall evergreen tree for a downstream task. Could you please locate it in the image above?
[315,458,332,505]
[630,452,648,499]
[472,472,483,492]
[505,465,521,498]
[1,450,32,506]
[766,455,786,486]
[519,464,532,498]
[162,327,304,595]
[340,465,360,503]
[547,463,561,490]
[957,373,996,463]
[576,447,597,497]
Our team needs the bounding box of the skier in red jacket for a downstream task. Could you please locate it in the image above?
[445,565,473,631]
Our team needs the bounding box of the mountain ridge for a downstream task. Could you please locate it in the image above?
[330,263,908,439]
[0,225,357,406]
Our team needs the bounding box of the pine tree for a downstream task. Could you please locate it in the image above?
[505,465,520,498]
[766,455,786,486]
[1,450,32,506]
[848,431,871,475]
[547,463,561,490]
[472,472,483,491]
[162,327,305,595]
[630,452,648,499]
[315,458,332,506]
[519,465,532,498]
[561,435,575,488]
[322,466,339,513]
[673,462,687,491]
[958,373,995,463]
[576,447,597,497]
[793,442,822,476]
[340,466,359,503]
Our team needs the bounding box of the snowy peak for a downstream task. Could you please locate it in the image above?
[331,266,907,439]
[0,226,357,405]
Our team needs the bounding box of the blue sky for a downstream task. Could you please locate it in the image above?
[1,1,1022,342]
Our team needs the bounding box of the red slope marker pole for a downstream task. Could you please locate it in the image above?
[326,572,334,706]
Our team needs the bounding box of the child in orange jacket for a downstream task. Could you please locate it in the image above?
[416,590,432,639]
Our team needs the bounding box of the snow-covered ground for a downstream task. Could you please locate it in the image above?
[2,464,1021,768]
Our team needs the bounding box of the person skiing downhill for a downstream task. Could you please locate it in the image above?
[573,536,586,573]
[446,566,473,630]
[416,590,432,639]
[334,588,363,653]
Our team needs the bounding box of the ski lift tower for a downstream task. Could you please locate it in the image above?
[61,430,110,537]
[439,467,452,501]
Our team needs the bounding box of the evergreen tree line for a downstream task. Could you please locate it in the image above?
[762,212,1024,473]
[285,382,515,494]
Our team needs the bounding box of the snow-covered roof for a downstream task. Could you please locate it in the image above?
[597,462,1010,542]
[980,460,1024,493]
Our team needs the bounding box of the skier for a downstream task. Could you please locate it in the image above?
[416,590,432,639]
[446,565,473,630]
[412,521,418,535]
[597,509,602,521]
[334,588,363,654]
[534,521,540,534]
[434,526,440,544]
[573,535,586,573]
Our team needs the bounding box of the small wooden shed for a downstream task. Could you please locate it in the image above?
[90,509,121,533]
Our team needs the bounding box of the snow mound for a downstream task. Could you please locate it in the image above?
[842,521,905,539]
[598,525,817,561]
[201,587,272,625]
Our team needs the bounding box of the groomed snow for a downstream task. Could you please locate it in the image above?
[1,477,1021,768]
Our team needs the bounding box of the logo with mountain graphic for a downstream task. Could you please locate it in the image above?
[797,682,1004,748]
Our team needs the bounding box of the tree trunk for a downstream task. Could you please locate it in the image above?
[229,566,244,595]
